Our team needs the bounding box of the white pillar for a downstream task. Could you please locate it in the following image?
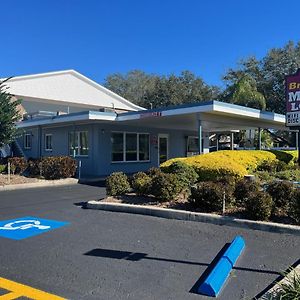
[230,132,234,150]
[198,120,202,154]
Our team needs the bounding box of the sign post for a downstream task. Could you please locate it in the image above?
[285,69,300,166]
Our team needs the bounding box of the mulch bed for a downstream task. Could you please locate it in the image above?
[99,193,298,225]
[0,174,39,186]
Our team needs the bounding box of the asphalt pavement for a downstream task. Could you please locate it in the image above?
[0,184,299,300]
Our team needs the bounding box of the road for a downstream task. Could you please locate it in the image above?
[0,184,299,299]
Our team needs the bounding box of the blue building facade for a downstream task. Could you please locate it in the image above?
[16,101,286,177]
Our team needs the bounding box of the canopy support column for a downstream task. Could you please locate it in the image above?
[258,127,262,150]
[230,132,234,150]
[198,119,202,155]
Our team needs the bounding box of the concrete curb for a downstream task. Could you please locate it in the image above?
[86,201,300,236]
[0,178,78,191]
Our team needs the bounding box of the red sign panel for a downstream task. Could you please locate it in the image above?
[286,69,300,126]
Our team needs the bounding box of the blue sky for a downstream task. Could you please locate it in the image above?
[1,0,300,87]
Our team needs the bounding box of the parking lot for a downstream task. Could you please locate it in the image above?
[0,184,299,299]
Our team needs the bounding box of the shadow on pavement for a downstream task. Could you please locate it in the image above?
[84,246,282,295]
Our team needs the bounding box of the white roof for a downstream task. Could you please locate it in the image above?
[17,101,287,131]
[4,70,144,111]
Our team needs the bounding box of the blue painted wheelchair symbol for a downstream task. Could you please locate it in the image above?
[0,217,69,240]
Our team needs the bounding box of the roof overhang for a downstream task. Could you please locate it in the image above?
[16,101,287,132]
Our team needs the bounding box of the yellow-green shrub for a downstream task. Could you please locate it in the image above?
[284,150,298,163]
[161,150,279,181]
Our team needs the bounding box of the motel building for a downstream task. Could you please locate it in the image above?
[3,70,289,178]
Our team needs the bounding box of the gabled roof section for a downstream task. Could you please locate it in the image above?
[4,70,145,111]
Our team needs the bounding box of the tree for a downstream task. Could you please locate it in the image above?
[224,75,266,110]
[0,79,21,147]
[222,41,300,114]
[104,70,220,109]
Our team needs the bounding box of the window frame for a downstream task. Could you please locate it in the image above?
[24,133,32,150]
[44,134,53,152]
[69,131,89,157]
[111,131,150,163]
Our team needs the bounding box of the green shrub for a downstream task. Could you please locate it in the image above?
[234,179,260,206]
[255,171,276,182]
[106,172,130,196]
[244,191,273,221]
[161,161,198,187]
[290,189,300,224]
[131,172,152,195]
[257,160,288,172]
[276,168,300,182]
[267,150,294,164]
[189,181,234,213]
[266,181,294,210]
[39,156,76,180]
[28,159,42,177]
[8,157,28,175]
[276,267,300,300]
[151,172,183,201]
[147,167,162,177]
[0,164,6,173]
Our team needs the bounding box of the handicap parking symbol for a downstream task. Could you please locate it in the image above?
[0,217,69,240]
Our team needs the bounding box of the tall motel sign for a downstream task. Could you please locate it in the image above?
[286,69,300,165]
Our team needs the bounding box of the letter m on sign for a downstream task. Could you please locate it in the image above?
[286,69,300,126]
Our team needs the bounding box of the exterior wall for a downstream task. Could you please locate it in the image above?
[17,122,201,177]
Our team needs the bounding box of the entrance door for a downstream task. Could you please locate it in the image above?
[158,134,169,165]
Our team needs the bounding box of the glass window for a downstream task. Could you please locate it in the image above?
[139,134,150,161]
[111,132,150,162]
[111,133,124,161]
[186,136,203,156]
[69,131,88,156]
[79,131,89,156]
[126,133,137,161]
[45,134,52,151]
[24,133,32,149]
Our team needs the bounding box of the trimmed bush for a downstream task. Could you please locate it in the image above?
[244,191,273,221]
[267,150,295,165]
[276,169,300,182]
[189,181,234,212]
[39,156,76,180]
[161,150,279,181]
[257,160,288,172]
[161,161,198,187]
[234,179,260,206]
[290,190,300,224]
[8,157,28,175]
[0,164,6,173]
[266,181,294,210]
[106,172,130,196]
[147,167,162,177]
[28,159,42,177]
[151,172,183,201]
[131,172,152,195]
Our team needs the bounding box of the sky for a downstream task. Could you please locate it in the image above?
[1,0,300,87]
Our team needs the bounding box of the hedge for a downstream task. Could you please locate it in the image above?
[38,156,76,179]
[161,150,278,181]
[8,157,28,175]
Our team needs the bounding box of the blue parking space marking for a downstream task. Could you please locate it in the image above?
[0,217,69,240]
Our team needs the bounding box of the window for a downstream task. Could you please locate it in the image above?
[186,136,202,156]
[69,131,89,156]
[111,133,123,162]
[126,133,137,161]
[139,134,150,161]
[111,132,150,162]
[45,134,52,151]
[24,133,32,149]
